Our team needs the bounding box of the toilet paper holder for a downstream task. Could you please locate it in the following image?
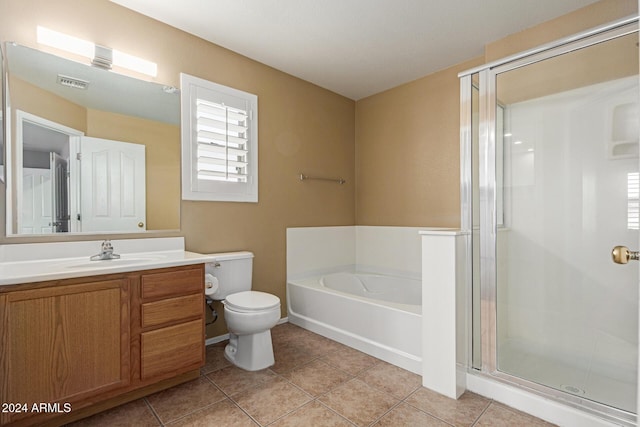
[205,274,219,291]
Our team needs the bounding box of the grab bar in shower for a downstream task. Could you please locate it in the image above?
[299,173,346,185]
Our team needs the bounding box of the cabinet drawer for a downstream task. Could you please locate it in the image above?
[142,293,203,328]
[141,267,203,300]
[141,319,204,380]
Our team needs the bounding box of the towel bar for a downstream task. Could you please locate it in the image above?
[299,173,345,185]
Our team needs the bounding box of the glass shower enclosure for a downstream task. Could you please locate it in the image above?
[461,16,638,425]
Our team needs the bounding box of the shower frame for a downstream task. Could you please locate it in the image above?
[459,15,639,426]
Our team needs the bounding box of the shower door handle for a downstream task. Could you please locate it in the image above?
[612,246,640,264]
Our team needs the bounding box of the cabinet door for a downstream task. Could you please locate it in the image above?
[0,279,130,424]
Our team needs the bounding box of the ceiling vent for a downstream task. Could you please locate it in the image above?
[57,74,89,90]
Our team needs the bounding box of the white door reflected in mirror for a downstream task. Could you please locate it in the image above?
[20,167,53,234]
[80,136,146,233]
[14,111,146,235]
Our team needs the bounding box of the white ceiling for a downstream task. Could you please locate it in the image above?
[111,0,602,100]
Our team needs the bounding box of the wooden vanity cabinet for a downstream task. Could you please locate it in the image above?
[0,264,205,427]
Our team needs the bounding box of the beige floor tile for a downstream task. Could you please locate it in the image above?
[321,346,379,375]
[357,361,422,399]
[319,379,399,427]
[68,399,159,427]
[405,389,490,427]
[372,402,451,427]
[271,342,316,373]
[270,401,354,427]
[297,333,350,357]
[271,323,314,346]
[283,359,352,396]
[200,342,233,375]
[146,377,226,424]
[475,402,557,426]
[165,399,257,427]
[206,365,277,396]
[67,323,556,427]
[232,376,312,425]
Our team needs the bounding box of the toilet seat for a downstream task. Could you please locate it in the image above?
[224,291,280,313]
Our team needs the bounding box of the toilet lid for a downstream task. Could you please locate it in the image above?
[225,291,280,312]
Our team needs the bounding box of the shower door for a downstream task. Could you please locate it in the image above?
[468,18,639,423]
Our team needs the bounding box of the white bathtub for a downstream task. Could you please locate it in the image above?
[287,271,422,374]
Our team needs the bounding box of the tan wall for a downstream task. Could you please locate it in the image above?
[492,0,638,105]
[497,32,638,105]
[484,0,638,62]
[354,0,637,228]
[9,75,87,132]
[355,57,482,227]
[0,0,356,337]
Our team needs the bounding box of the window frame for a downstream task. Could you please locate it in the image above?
[180,73,258,202]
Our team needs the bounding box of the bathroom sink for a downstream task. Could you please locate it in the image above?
[0,238,217,287]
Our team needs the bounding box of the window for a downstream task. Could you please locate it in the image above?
[180,73,258,202]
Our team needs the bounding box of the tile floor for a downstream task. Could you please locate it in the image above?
[69,323,555,426]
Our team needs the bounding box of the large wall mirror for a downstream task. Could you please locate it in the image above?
[3,43,181,236]
[1,47,4,196]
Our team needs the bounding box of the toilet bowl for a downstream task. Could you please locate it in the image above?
[205,252,281,371]
[223,291,281,370]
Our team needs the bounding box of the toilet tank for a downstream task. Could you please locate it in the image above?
[205,251,254,300]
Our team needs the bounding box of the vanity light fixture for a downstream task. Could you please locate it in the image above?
[36,26,157,77]
[91,44,113,70]
[36,26,94,59]
[112,49,157,77]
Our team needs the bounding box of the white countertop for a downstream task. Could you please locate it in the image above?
[0,237,217,287]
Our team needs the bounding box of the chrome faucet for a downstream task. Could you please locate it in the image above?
[90,240,121,261]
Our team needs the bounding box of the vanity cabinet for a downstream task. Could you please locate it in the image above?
[0,264,205,426]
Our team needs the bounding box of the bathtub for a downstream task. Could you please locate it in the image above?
[287,271,422,374]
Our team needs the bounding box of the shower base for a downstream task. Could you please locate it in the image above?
[497,340,636,414]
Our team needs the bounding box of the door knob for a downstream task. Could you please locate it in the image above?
[612,246,640,264]
[138,222,144,228]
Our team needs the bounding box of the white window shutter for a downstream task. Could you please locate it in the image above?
[181,73,258,202]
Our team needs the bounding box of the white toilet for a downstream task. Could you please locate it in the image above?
[205,252,281,371]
